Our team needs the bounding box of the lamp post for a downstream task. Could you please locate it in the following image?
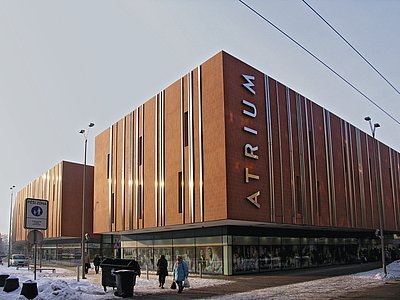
[79,122,95,279]
[364,116,386,276]
[8,185,15,267]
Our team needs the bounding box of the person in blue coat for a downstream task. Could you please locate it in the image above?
[172,255,189,293]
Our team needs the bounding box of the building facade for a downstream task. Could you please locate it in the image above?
[91,51,400,275]
[12,161,98,265]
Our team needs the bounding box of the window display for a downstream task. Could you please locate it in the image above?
[196,246,223,274]
[232,245,258,273]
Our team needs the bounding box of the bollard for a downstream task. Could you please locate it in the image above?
[76,266,80,282]
[199,262,203,278]
[3,277,19,292]
[20,280,38,299]
[0,274,10,287]
[145,262,148,280]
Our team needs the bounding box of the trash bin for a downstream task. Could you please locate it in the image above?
[100,258,141,292]
[114,270,137,298]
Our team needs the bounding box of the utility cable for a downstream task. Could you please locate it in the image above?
[238,0,400,126]
[302,0,400,96]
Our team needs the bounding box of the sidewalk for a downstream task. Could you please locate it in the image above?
[122,262,400,299]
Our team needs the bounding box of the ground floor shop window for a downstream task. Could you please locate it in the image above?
[196,246,223,274]
[232,245,259,273]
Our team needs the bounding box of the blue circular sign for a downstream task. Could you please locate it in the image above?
[31,206,43,217]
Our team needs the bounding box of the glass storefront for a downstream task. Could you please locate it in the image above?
[27,226,398,275]
[231,236,382,274]
[120,234,224,274]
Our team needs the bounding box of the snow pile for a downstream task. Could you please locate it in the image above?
[0,265,229,299]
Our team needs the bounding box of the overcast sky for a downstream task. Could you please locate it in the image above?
[1,0,399,234]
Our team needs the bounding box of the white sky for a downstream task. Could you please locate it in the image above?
[1,0,399,233]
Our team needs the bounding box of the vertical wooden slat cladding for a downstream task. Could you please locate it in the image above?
[183,75,189,224]
[115,119,123,231]
[394,151,400,230]
[301,97,311,224]
[329,114,346,227]
[269,78,283,223]
[201,52,227,221]
[349,126,361,228]
[165,80,182,226]
[223,52,270,222]
[290,90,301,224]
[307,100,317,225]
[192,70,201,223]
[379,143,395,230]
[61,162,94,237]
[14,161,94,241]
[125,115,130,230]
[396,151,400,230]
[89,51,400,235]
[277,82,292,223]
[143,99,156,228]
[367,135,380,228]
[360,132,372,228]
[312,104,329,226]
[94,129,111,233]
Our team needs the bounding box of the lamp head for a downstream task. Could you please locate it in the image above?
[374,123,380,128]
[89,123,95,128]
[79,129,85,134]
[364,116,371,122]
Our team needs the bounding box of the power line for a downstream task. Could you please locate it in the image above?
[302,0,400,96]
[238,0,400,127]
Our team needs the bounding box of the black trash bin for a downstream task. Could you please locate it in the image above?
[114,270,137,298]
[100,258,141,292]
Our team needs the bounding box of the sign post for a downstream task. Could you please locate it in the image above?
[27,230,43,280]
[24,198,48,280]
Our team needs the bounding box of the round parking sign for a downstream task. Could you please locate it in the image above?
[31,206,43,217]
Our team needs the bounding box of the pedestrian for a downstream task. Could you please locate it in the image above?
[172,255,188,294]
[84,253,91,274]
[93,254,101,274]
[156,254,168,288]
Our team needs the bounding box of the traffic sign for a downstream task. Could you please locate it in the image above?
[27,230,43,244]
[24,198,49,230]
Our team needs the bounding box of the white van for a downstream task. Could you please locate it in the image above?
[11,254,28,267]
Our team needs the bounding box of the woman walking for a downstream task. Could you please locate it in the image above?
[172,255,189,293]
[156,255,168,288]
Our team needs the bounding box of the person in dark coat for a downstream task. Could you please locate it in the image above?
[156,255,168,288]
[93,255,101,274]
[84,253,91,274]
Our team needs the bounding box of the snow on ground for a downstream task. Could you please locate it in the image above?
[0,261,398,299]
[0,264,229,299]
[210,260,400,300]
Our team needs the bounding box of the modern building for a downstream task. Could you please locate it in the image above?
[12,161,99,265]
[93,51,400,275]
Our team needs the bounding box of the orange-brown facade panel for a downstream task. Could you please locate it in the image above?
[14,161,94,242]
[93,51,400,235]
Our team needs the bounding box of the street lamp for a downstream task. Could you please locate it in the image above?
[364,116,386,276]
[79,122,95,279]
[8,185,15,267]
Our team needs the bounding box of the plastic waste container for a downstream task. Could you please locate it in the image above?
[114,270,137,298]
[100,258,141,292]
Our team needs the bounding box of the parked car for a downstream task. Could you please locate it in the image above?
[11,254,28,267]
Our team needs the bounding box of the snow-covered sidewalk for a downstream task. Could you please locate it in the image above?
[0,261,398,299]
[0,264,230,299]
